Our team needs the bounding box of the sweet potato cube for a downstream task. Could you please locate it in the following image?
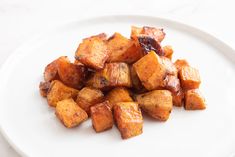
[90,101,113,132]
[174,59,190,71]
[131,26,143,40]
[75,33,109,70]
[136,90,172,121]
[179,66,201,90]
[162,45,173,60]
[185,89,206,110]
[130,65,145,91]
[87,63,132,89]
[105,87,133,109]
[44,59,59,82]
[133,51,167,90]
[55,99,88,128]
[161,57,177,76]
[76,87,104,114]
[172,90,184,107]
[47,80,79,107]
[39,81,51,97]
[113,102,143,139]
[107,33,143,63]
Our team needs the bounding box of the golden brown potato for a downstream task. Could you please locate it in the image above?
[161,56,177,76]
[130,65,145,91]
[57,56,87,89]
[136,90,172,121]
[105,87,133,109]
[130,26,143,40]
[107,33,143,63]
[44,59,59,82]
[179,66,201,90]
[174,59,190,71]
[185,89,206,110]
[90,101,113,132]
[47,80,79,107]
[76,87,104,115]
[75,33,109,70]
[113,102,143,139]
[162,45,173,60]
[87,62,132,90]
[55,98,88,128]
[39,81,51,97]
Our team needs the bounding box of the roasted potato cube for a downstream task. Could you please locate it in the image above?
[39,81,51,97]
[133,51,167,90]
[87,63,132,89]
[130,26,142,40]
[76,87,104,114]
[172,90,184,107]
[113,102,143,139]
[47,80,79,107]
[90,101,113,132]
[75,33,109,70]
[136,90,172,121]
[161,56,177,76]
[185,89,206,110]
[105,87,133,109]
[55,99,88,128]
[130,65,145,91]
[162,45,173,60]
[44,58,59,82]
[57,56,86,89]
[179,66,201,90]
[174,59,190,71]
[107,33,143,63]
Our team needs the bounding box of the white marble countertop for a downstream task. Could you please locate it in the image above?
[0,0,234,156]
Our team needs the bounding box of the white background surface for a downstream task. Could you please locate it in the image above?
[0,0,234,156]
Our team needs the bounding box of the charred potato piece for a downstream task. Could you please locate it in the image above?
[90,101,113,132]
[44,59,59,82]
[185,89,206,110]
[136,90,172,121]
[55,98,88,128]
[162,45,173,60]
[107,33,143,63]
[75,33,109,70]
[57,56,87,89]
[130,65,145,91]
[76,87,104,115]
[39,81,51,97]
[179,66,201,90]
[113,102,143,139]
[174,59,190,71]
[105,87,133,109]
[47,80,79,107]
[87,62,132,90]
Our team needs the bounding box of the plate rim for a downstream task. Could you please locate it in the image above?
[0,14,234,157]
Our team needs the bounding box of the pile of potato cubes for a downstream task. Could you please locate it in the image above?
[39,26,206,139]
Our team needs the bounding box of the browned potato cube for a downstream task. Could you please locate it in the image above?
[47,80,79,107]
[185,89,206,110]
[130,65,145,91]
[172,90,184,107]
[57,56,87,89]
[90,101,113,132]
[162,45,173,60]
[107,33,143,63]
[174,59,190,71]
[39,81,51,97]
[179,66,201,90]
[136,90,172,121]
[87,63,132,90]
[161,57,177,76]
[55,99,88,128]
[113,102,143,139]
[75,33,109,70]
[44,59,59,82]
[105,87,133,109]
[76,87,104,115]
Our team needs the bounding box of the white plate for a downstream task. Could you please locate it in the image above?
[0,15,235,157]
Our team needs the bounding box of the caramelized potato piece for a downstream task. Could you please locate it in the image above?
[44,59,59,82]
[47,80,79,107]
[75,33,109,70]
[185,89,206,110]
[90,101,113,132]
[161,57,177,76]
[55,99,88,128]
[130,26,142,40]
[57,56,86,89]
[39,81,51,97]
[130,65,145,91]
[179,66,201,90]
[113,102,143,139]
[107,33,143,63]
[136,90,172,121]
[87,63,132,90]
[162,45,173,60]
[173,90,184,107]
[174,59,190,71]
[105,87,133,109]
[76,87,104,115]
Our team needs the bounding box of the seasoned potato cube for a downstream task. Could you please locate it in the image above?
[162,45,173,60]
[57,56,87,89]
[44,59,59,82]
[47,80,79,107]
[76,87,104,114]
[133,51,167,90]
[136,90,172,121]
[107,33,143,63]
[185,89,206,110]
[161,57,177,76]
[174,59,189,71]
[179,66,201,90]
[55,99,88,128]
[105,87,133,109]
[39,81,51,97]
[90,101,113,132]
[130,65,145,91]
[75,33,109,70]
[113,102,143,139]
[87,63,132,90]
[172,90,184,107]
[130,26,142,40]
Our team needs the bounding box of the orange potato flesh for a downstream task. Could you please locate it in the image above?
[185,89,206,110]
[162,45,173,60]
[174,59,190,71]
